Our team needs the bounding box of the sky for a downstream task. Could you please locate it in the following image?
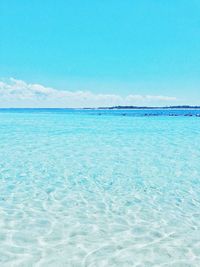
[0,0,200,107]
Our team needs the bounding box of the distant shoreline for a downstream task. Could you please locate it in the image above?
[84,106,200,110]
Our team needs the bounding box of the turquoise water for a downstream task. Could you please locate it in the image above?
[0,109,200,266]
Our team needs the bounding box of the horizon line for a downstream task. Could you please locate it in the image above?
[0,105,200,110]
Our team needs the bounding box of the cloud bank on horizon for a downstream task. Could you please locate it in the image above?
[0,78,177,108]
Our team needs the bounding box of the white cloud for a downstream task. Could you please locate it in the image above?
[0,78,177,107]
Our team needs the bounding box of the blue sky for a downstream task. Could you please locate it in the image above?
[0,0,200,107]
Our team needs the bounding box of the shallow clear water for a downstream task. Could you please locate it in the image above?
[0,109,200,267]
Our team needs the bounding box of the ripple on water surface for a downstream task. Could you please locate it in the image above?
[0,111,200,266]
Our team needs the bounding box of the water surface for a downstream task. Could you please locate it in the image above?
[0,109,200,266]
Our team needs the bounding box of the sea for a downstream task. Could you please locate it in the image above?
[0,109,200,266]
